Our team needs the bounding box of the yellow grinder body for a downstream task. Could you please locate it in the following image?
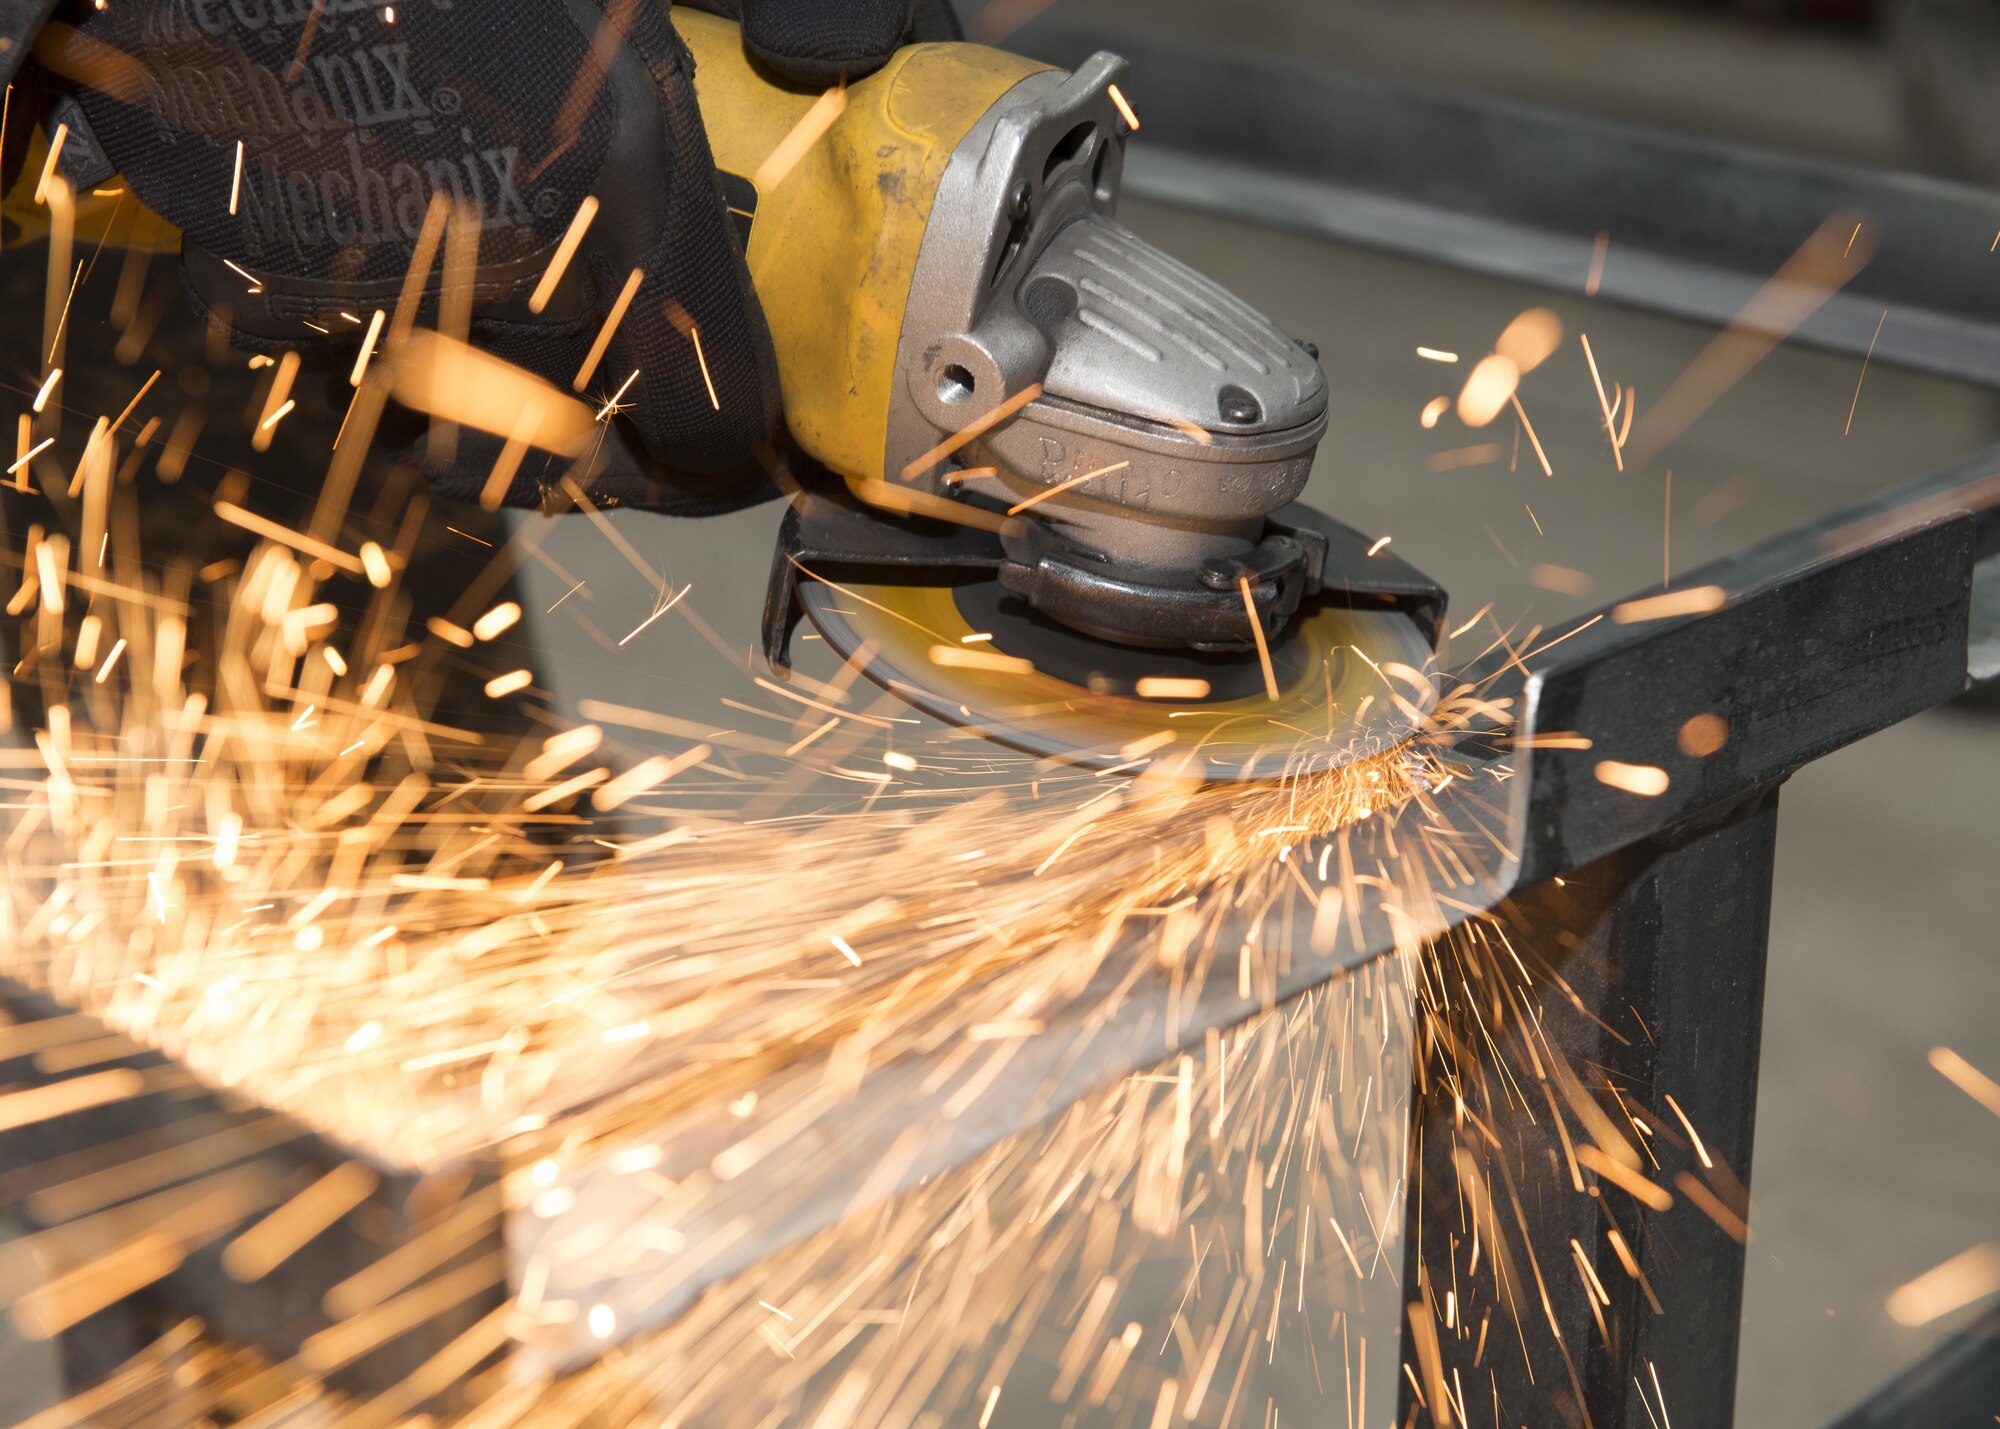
[674,10,1050,486]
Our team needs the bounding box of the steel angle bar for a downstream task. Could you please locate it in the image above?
[1483,442,1994,890]
[11,446,1992,1393]
[137,440,1994,1378]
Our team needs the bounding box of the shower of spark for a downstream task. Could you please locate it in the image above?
[0,289,1539,1420]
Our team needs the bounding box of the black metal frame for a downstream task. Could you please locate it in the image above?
[5,429,1983,1418]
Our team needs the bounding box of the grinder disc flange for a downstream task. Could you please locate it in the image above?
[796,573,1440,781]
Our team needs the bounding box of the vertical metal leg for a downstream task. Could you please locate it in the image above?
[1398,785,1780,1428]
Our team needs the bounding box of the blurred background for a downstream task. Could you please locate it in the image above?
[1001,0,2000,180]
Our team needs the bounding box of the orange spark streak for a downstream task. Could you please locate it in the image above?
[1427,444,1498,472]
[9,438,52,475]
[753,85,848,193]
[1929,1046,2000,1119]
[1579,333,1623,471]
[1236,575,1280,702]
[1584,228,1616,292]
[593,744,709,811]
[1673,1171,1749,1243]
[1107,83,1140,131]
[1662,1093,1712,1168]
[1007,460,1129,515]
[1610,586,1726,623]
[471,602,522,641]
[616,584,689,647]
[1136,677,1211,700]
[928,643,1033,676]
[1576,1144,1673,1209]
[108,368,158,435]
[33,122,68,205]
[573,268,644,392]
[1510,393,1552,476]
[1457,355,1518,428]
[690,323,720,411]
[1593,762,1669,798]
[1886,1243,2000,1326]
[1844,308,1888,437]
[529,196,599,315]
[348,309,385,388]
[211,503,362,574]
[222,1162,381,1282]
[1528,564,1591,597]
[1630,213,1875,466]
[0,1067,144,1132]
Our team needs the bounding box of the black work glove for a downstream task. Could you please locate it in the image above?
[718,0,962,85]
[22,0,950,516]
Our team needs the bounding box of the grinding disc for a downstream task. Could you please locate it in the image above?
[796,573,1439,781]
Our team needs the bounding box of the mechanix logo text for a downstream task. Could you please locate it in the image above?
[237,134,536,261]
[146,40,433,142]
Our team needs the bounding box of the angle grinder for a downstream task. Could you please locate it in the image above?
[673,11,1447,777]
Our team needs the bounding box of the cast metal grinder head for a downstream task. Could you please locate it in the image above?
[764,51,1447,776]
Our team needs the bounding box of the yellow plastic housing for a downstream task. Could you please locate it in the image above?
[674,10,1049,481]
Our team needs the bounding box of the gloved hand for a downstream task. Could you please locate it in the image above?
[19,0,955,514]
[728,0,960,85]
